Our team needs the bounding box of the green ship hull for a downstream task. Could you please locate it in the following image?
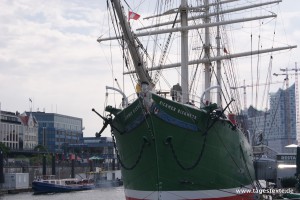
[106,94,255,200]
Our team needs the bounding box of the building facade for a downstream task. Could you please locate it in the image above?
[267,84,297,152]
[29,112,83,153]
[65,137,115,159]
[248,113,270,146]
[0,111,38,150]
[64,137,117,170]
[19,113,39,150]
[248,84,298,153]
[0,111,21,150]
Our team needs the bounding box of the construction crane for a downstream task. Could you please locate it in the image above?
[273,62,299,145]
[230,80,282,110]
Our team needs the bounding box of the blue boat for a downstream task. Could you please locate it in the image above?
[32,176,95,194]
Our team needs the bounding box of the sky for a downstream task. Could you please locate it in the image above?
[0,0,300,137]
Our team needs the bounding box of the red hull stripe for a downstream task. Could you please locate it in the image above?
[126,193,254,200]
[124,187,256,200]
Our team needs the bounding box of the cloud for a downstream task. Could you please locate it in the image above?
[0,0,116,136]
[0,0,299,137]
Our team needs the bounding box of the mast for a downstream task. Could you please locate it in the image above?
[101,0,298,108]
[295,62,300,145]
[99,14,277,42]
[204,0,211,102]
[181,0,189,103]
[138,0,281,31]
[123,46,296,74]
[110,0,152,86]
[0,102,1,142]
[216,0,222,107]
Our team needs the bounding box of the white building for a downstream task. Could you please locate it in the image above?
[0,111,38,150]
[19,113,38,150]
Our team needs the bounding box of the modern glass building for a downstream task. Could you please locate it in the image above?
[248,84,298,153]
[267,84,297,153]
[29,112,83,153]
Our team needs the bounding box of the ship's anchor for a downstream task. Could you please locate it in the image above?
[92,108,112,137]
[204,98,235,135]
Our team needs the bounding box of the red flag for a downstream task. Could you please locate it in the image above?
[223,47,229,54]
[70,154,75,160]
[128,11,140,20]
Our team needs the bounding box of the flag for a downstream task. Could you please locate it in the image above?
[128,11,140,20]
[70,154,75,160]
[223,47,229,54]
[29,98,32,102]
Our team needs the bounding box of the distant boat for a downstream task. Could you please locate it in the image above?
[90,170,123,188]
[32,175,95,194]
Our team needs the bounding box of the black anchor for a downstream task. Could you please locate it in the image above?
[92,108,112,137]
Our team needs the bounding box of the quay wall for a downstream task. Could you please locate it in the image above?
[3,165,91,186]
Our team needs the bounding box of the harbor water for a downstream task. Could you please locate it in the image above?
[0,187,125,200]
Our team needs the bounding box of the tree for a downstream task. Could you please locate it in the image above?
[33,144,48,153]
[0,142,10,156]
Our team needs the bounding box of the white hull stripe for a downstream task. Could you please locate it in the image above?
[124,185,254,200]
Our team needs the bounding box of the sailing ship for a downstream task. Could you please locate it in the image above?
[94,0,296,199]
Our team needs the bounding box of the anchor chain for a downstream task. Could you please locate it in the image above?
[112,133,150,170]
[164,135,207,170]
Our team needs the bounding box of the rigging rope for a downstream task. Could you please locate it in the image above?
[153,9,179,84]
